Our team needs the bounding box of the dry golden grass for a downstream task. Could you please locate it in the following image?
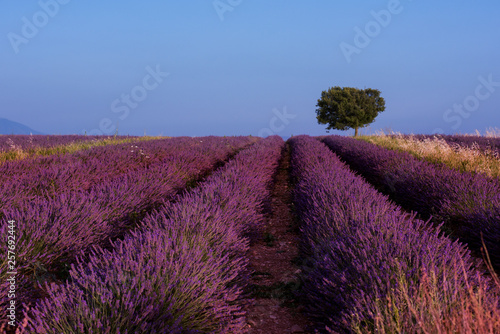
[0,136,164,164]
[359,131,500,179]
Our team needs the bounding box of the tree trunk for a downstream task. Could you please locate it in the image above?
[354,127,359,137]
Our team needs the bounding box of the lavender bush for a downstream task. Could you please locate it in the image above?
[0,136,256,330]
[0,137,237,197]
[322,135,500,272]
[290,135,500,333]
[24,136,284,333]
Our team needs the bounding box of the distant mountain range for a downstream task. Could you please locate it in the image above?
[0,118,43,135]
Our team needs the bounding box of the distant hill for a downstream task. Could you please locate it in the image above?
[0,118,43,135]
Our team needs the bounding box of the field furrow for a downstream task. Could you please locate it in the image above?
[243,142,313,333]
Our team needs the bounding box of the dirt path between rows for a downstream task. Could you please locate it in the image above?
[243,144,313,333]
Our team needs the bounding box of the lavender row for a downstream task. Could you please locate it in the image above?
[0,137,255,323]
[0,137,236,203]
[0,137,254,270]
[289,135,500,333]
[25,136,284,333]
[322,135,500,271]
[0,135,115,152]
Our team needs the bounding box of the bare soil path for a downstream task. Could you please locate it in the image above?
[243,144,313,333]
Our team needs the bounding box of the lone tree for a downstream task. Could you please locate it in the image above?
[316,86,385,137]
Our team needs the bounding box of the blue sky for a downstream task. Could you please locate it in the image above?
[1,1,499,137]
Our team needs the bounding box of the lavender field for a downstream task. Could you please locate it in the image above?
[1,135,500,333]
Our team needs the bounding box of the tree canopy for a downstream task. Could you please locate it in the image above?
[316,86,385,136]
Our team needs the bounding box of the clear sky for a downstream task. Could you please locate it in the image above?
[1,1,499,137]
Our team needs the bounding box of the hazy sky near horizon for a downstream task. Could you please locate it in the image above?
[1,1,499,136]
